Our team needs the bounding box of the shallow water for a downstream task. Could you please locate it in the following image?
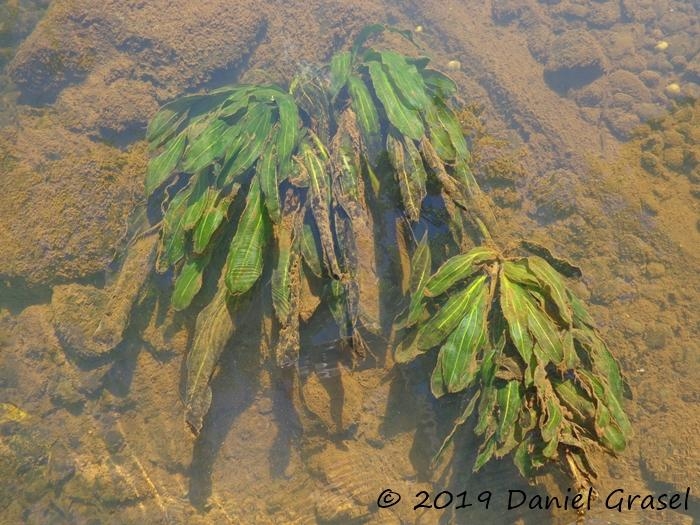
[0,0,699,524]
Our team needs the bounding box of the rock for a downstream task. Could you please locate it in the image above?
[603,107,641,139]
[635,102,666,123]
[671,54,688,71]
[639,69,661,88]
[640,151,664,177]
[573,77,606,107]
[645,262,666,278]
[491,0,535,25]
[603,28,636,61]
[55,65,160,142]
[663,147,686,171]
[617,234,652,265]
[608,69,651,102]
[587,0,621,29]
[0,118,146,286]
[8,0,266,104]
[49,376,85,411]
[51,283,111,358]
[645,325,669,349]
[602,70,660,134]
[543,30,607,93]
[529,169,580,223]
[620,0,659,23]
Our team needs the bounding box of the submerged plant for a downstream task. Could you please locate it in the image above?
[143,25,630,487]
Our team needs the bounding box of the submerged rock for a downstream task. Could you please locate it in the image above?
[8,0,266,105]
[0,116,145,286]
[543,30,607,93]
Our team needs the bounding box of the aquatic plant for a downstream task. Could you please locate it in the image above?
[144,24,630,486]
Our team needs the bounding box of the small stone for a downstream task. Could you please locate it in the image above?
[50,377,85,411]
[625,319,644,336]
[447,60,461,71]
[665,82,681,96]
[645,262,666,278]
[640,152,664,176]
[645,326,668,349]
[635,103,666,123]
[639,70,661,88]
[663,147,686,171]
[103,429,125,454]
[670,55,687,70]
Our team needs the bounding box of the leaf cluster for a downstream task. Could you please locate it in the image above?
[143,24,632,484]
[397,242,632,481]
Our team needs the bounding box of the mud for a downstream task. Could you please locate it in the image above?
[0,0,698,524]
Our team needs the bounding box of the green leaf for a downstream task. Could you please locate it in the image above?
[496,381,522,443]
[293,78,331,144]
[157,186,192,272]
[367,60,424,140]
[423,102,456,162]
[146,131,187,197]
[332,119,363,206]
[562,330,579,369]
[433,287,489,397]
[540,396,563,443]
[181,173,215,230]
[218,86,256,118]
[502,259,540,287]
[406,233,431,327]
[182,119,240,173]
[302,142,341,278]
[473,437,496,472]
[579,367,631,439]
[403,135,429,195]
[299,221,323,277]
[224,177,269,294]
[499,275,535,363]
[425,246,498,297]
[348,74,381,153]
[221,103,274,182]
[330,50,352,99]
[328,279,351,339]
[271,231,295,324]
[475,383,497,435]
[185,285,236,434]
[417,274,488,350]
[569,289,596,328]
[542,431,559,459]
[386,133,424,221]
[422,68,457,98]
[432,287,488,397]
[193,185,239,254]
[520,240,582,278]
[379,50,430,111]
[394,330,423,363]
[434,101,470,162]
[525,295,564,364]
[258,143,280,223]
[601,420,627,453]
[172,253,211,311]
[513,437,534,478]
[276,94,300,176]
[147,102,189,150]
[526,256,573,325]
[351,24,384,57]
[553,379,595,424]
